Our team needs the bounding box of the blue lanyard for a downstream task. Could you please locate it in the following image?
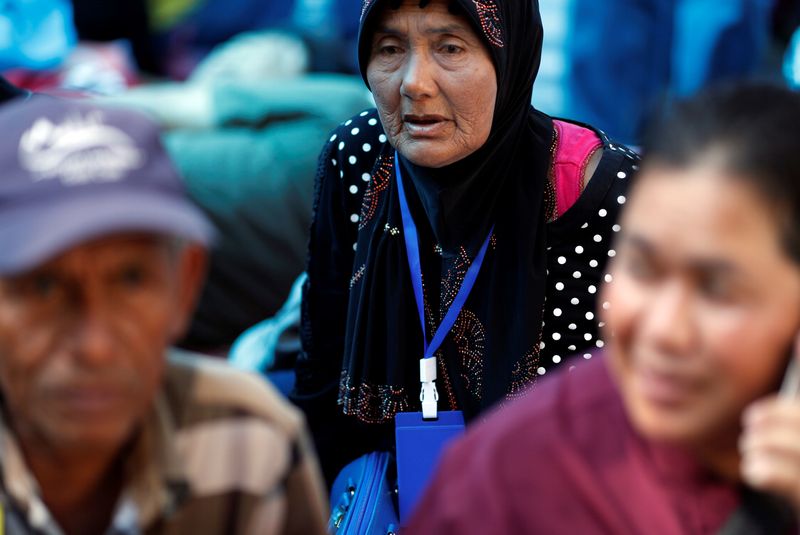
[394,152,493,360]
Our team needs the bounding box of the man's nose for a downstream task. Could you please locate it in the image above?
[73,300,116,367]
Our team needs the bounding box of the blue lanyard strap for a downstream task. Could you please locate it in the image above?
[394,152,493,360]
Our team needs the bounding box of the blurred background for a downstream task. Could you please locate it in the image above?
[2,0,798,367]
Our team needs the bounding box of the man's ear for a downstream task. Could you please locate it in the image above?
[169,243,208,342]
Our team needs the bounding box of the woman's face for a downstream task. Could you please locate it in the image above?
[366,0,497,168]
[603,165,800,451]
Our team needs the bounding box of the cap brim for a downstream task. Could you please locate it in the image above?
[0,187,215,275]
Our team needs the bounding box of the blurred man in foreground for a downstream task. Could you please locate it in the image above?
[0,97,327,534]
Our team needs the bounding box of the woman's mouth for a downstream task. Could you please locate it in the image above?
[403,114,448,137]
[635,365,700,408]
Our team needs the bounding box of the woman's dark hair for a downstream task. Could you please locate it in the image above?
[643,84,800,263]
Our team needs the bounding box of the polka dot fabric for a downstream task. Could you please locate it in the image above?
[323,109,390,253]
[540,128,637,373]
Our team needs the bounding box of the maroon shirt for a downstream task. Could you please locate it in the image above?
[407,355,739,535]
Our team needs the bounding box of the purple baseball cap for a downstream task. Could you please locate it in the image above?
[0,96,214,275]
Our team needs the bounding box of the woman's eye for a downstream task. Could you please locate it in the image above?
[441,44,463,55]
[625,255,657,281]
[698,275,732,301]
[378,45,401,56]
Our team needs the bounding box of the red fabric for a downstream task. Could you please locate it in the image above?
[407,355,739,535]
[3,42,140,94]
[552,120,603,218]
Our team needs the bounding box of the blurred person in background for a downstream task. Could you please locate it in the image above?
[0,97,327,535]
[294,0,638,483]
[69,0,363,78]
[536,0,781,145]
[408,84,800,534]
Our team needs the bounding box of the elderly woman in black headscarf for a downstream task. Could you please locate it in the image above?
[293,0,639,482]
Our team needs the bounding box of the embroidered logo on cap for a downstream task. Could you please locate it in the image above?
[18,110,145,185]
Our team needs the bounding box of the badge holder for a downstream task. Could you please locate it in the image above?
[395,357,465,524]
[393,153,484,524]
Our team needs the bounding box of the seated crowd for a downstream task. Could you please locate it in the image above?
[0,0,798,534]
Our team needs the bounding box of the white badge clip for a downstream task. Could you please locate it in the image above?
[420,357,439,420]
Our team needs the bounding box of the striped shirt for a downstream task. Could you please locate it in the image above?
[0,351,328,535]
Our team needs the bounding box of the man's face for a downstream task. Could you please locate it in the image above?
[0,234,203,455]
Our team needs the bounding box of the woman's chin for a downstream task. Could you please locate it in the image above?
[626,399,715,448]
[397,139,474,168]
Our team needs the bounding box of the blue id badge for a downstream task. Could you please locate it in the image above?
[393,155,483,523]
[395,410,465,524]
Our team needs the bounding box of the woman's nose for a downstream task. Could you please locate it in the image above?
[640,281,694,356]
[400,51,437,100]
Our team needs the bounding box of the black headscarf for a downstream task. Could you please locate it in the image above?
[340,0,554,421]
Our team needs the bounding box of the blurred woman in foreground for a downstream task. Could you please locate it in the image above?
[408,84,800,534]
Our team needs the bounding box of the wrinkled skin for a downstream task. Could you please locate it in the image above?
[367,0,497,168]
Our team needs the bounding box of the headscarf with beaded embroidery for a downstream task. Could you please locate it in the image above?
[340,0,554,422]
